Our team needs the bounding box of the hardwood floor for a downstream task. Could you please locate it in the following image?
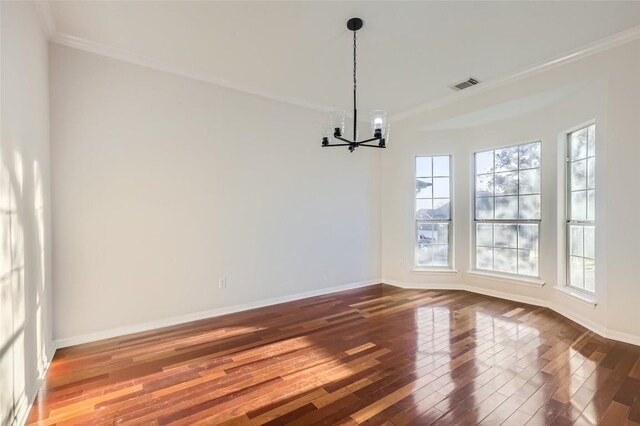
[27,284,640,425]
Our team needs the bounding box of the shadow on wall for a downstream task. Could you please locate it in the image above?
[0,147,48,426]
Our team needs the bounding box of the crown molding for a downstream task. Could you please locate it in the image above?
[50,31,340,115]
[33,1,56,40]
[391,24,640,122]
[47,18,640,122]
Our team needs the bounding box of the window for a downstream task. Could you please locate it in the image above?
[474,142,541,277]
[415,156,452,268]
[567,124,595,293]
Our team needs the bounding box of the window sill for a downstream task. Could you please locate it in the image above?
[412,268,459,276]
[554,286,597,308]
[466,270,546,288]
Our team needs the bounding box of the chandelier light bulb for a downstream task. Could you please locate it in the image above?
[329,111,346,136]
[370,110,387,136]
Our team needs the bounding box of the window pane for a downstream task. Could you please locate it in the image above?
[570,225,583,257]
[433,245,449,267]
[566,224,595,291]
[519,142,541,169]
[518,250,538,276]
[587,124,595,157]
[518,224,538,250]
[416,157,432,177]
[494,224,517,249]
[495,196,518,219]
[476,223,493,247]
[433,199,450,219]
[494,248,517,273]
[519,169,540,195]
[476,247,493,270]
[434,223,449,244]
[433,156,450,176]
[571,128,588,160]
[585,258,595,292]
[494,172,518,195]
[476,151,494,174]
[417,223,449,245]
[433,177,450,198]
[476,197,494,220]
[417,223,436,244]
[570,191,587,221]
[587,190,595,221]
[475,222,539,276]
[416,245,434,266]
[416,223,450,268]
[416,199,433,219]
[495,147,519,172]
[570,256,584,289]
[571,160,587,191]
[584,226,595,259]
[587,158,595,189]
[476,174,493,196]
[416,178,433,198]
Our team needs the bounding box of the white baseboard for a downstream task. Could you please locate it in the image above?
[605,329,640,347]
[14,344,56,426]
[383,278,464,291]
[383,279,640,347]
[54,279,382,348]
[51,277,640,351]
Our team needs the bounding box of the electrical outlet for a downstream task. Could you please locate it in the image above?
[218,277,226,289]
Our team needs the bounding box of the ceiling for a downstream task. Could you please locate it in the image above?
[46,1,640,117]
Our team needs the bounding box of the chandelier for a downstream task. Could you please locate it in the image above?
[322,18,388,153]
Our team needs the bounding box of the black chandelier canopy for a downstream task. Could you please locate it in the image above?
[321,17,388,153]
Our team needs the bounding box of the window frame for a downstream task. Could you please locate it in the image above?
[565,123,596,294]
[471,140,542,279]
[414,154,454,271]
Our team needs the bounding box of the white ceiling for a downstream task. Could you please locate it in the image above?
[47,1,640,116]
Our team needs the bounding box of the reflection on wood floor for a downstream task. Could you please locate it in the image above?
[27,284,640,425]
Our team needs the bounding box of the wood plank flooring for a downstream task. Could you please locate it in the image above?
[27,284,640,425]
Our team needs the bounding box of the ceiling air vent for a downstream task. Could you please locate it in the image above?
[451,77,480,91]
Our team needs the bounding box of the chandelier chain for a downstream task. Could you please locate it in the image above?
[353,31,357,93]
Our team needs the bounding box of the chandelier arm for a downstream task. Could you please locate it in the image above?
[323,143,352,147]
[334,136,354,144]
[357,137,379,144]
[357,144,386,148]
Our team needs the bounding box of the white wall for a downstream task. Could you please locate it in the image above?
[38,7,640,356]
[49,44,381,344]
[382,40,640,343]
[0,2,54,425]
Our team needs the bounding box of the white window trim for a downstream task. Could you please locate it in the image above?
[414,154,454,271]
[466,270,545,288]
[471,141,543,280]
[413,268,459,275]
[553,285,597,308]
